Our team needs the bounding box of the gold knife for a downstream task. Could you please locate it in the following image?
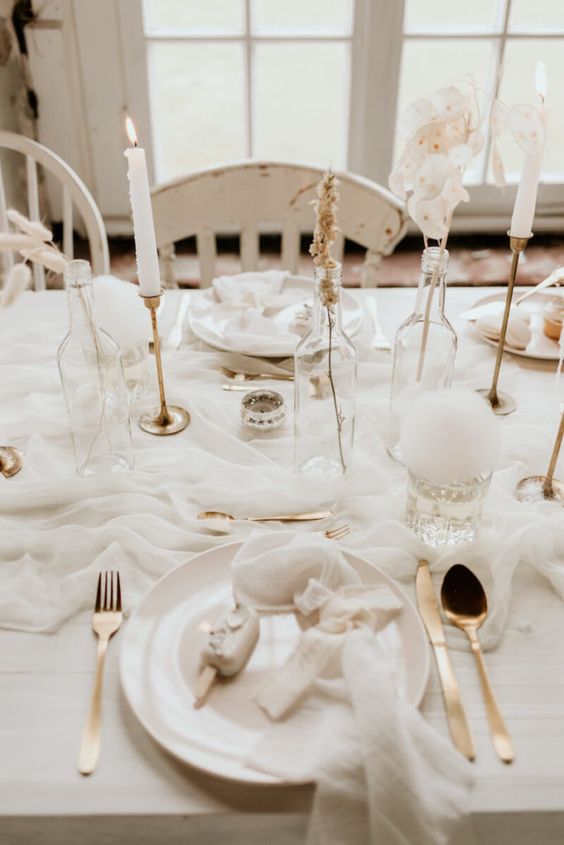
[416,559,475,761]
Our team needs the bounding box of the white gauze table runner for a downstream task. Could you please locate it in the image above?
[0,289,563,649]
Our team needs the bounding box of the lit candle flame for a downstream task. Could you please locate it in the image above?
[536,61,547,104]
[125,116,138,147]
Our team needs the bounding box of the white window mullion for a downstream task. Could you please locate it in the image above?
[119,0,157,183]
[351,0,405,184]
[480,0,513,183]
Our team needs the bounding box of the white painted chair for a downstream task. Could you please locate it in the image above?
[151,160,407,288]
[0,131,109,290]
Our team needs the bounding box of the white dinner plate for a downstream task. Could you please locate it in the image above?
[120,541,430,785]
[463,291,561,362]
[188,274,364,357]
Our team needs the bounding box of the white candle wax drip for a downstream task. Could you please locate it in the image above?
[124,118,161,297]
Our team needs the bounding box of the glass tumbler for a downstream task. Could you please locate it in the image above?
[405,469,492,547]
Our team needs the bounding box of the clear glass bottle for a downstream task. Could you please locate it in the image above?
[387,248,457,461]
[57,260,134,476]
[294,263,357,479]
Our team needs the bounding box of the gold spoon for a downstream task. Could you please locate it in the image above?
[197,509,332,523]
[441,564,514,764]
[0,446,23,478]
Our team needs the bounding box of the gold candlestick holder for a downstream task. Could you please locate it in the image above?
[476,232,531,416]
[139,290,190,435]
[0,445,23,478]
[516,408,564,504]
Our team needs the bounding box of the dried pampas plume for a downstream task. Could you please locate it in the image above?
[0,209,67,296]
[310,171,340,309]
[1,262,32,309]
[7,208,53,242]
[20,247,67,274]
[308,170,347,472]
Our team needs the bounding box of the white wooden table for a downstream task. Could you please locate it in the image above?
[1,288,563,845]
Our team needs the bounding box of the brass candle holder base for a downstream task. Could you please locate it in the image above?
[516,408,564,505]
[139,290,190,436]
[515,475,564,504]
[476,388,517,417]
[476,232,531,417]
[0,445,23,478]
[139,405,190,436]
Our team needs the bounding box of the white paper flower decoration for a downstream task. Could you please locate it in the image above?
[389,82,485,242]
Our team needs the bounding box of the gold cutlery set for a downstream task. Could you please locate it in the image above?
[80,548,508,775]
[416,559,513,764]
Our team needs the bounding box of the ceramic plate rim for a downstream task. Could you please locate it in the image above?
[469,291,560,361]
[188,275,363,357]
[120,541,430,786]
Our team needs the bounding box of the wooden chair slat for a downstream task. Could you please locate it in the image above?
[281,223,300,274]
[196,229,217,288]
[240,224,259,272]
[159,242,176,289]
[62,185,74,261]
[0,160,14,276]
[26,156,45,291]
[333,232,345,265]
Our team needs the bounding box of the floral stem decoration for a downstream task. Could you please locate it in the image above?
[309,171,346,473]
[388,83,486,380]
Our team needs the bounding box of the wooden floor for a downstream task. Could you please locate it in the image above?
[94,233,564,289]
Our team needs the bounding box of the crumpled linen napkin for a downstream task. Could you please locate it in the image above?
[211,270,306,353]
[212,270,289,307]
[232,532,474,845]
[222,306,298,353]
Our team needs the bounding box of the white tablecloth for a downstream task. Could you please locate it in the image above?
[1,288,563,845]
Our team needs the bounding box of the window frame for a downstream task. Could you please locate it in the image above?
[34,0,563,232]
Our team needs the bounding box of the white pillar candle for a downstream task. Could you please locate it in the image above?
[510,62,548,239]
[124,117,161,297]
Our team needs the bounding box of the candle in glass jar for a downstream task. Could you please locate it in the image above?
[510,62,548,239]
[124,117,161,297]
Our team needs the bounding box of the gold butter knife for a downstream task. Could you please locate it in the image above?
[416,559,475,761]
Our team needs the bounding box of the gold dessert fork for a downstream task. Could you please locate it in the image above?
[220,366,294,382]
[324,524,350,541]
[197,509,332,523]
[78,571,123,776]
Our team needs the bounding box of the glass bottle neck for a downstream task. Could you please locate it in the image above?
[311,264,343,332]
[413,248,449,319]
[66,278,99,335]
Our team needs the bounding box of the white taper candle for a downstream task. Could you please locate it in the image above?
[124,117,161,297]
[509,62,548,239]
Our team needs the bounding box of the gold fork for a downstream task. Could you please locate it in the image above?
[325,524,350,541]
[78,571,123,776]
[220,366,294,382]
